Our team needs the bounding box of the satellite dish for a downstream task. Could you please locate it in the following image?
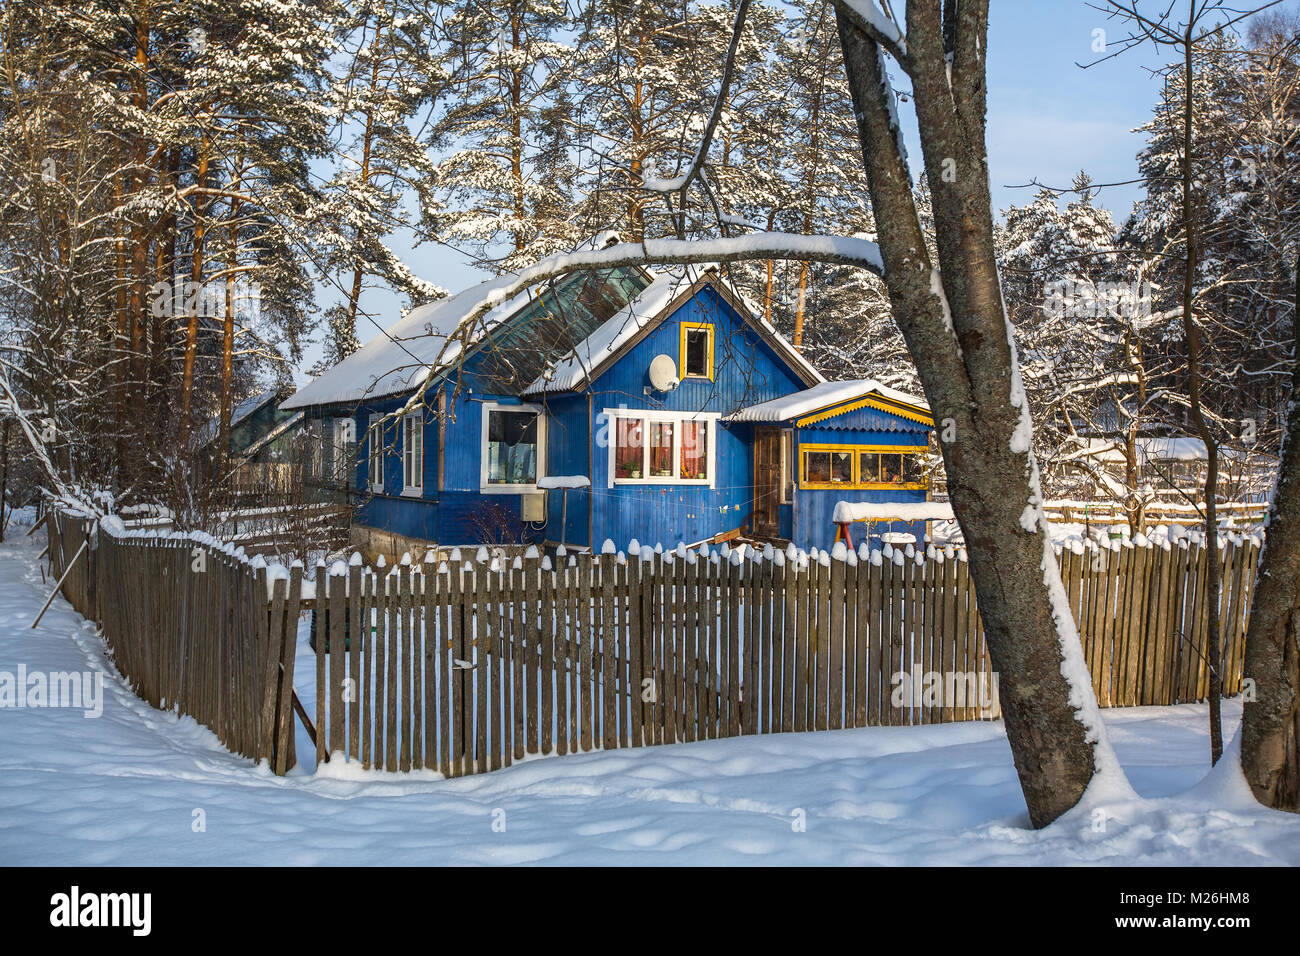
[648,354,679,392]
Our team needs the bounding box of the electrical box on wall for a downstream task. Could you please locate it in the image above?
[521,492,545,523]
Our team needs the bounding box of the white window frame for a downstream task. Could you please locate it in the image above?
[366,417,385,494]
[402,410,423,496]
[480,401,545,494]
[604,408,718,488]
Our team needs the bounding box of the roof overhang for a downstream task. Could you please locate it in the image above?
[796,393,933,428]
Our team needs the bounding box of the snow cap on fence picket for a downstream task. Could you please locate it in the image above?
[437,561,449,574]
[892,547,905,567]
[475,546,490,563]
[675,542,688,559]
[719,542,730,559]
[541,555,552,571]
[375,553,386,568]
[399,552,411,566]
[448,548,461,562]
[316,556,327,567]
[329,559,348,577]
[602,538,617,555]
[847,548,858,567]
[857,541,871,562]
[421,549,435,564]
[512,555,523,570]
[627,539,640,556]
[524,544,540,559]
[773,549,785,568]
[832,541,847,562]
[99,515,127,536]
[763,543,775,561]
[556,544,567,559]
[249,554,266,570]
[698,542,709,558]
[881,542,893,560]
[729,547,743,566]
[819,549,831,568]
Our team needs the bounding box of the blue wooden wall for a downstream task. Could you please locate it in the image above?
[583,285,808,550]
[792,423,932,551]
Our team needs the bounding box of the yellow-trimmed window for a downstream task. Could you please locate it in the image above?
[799,443,929,490]
[679,322,714,379]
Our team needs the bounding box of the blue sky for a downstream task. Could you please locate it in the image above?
[299,0,1252,380]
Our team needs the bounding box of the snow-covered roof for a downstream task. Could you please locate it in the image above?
[524,265,822,395]
[725,379,930,425]
[197,388,280,447]
[282,273,534,410]
[1076,436,1214,463]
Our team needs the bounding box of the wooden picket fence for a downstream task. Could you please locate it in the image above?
[44,506,1260,779]
[44,508,300,772]
[297,533,1259,777]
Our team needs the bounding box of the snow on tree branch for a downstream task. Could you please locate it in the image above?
[394,232,886,416]
[834,0,908,65]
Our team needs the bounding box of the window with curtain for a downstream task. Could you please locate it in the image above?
[680,420,708,480]
[606,411,714,485]
[484,407,540,487]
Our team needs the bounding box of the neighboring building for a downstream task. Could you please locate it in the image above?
[198,386,305,487]
[1061,436,1276,503]
[283,260,934,558]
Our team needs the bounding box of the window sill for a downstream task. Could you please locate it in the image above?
[480,484,540,495]
[612,478,712,487]
[400,487,423,498]
[799,482,929,492]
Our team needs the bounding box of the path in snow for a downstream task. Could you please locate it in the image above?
[1,528,1297,866]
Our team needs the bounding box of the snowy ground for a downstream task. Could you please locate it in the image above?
[2,527,1298,866]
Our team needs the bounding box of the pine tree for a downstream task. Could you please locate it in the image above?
[315,0,448,368]
[430,0,578,271]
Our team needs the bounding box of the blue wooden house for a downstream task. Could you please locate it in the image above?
[282,261,935,557]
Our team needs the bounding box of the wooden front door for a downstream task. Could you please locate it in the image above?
[753,427,782,536]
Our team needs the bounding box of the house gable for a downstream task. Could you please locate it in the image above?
[587,280,812,418]
[526,270,821,399]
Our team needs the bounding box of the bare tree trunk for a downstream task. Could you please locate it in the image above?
[835,4,1114,826]
[1240,255,1300,811]
[180,133,210,441]
[1177,25,1223,764]
[0,418,9,542]
[793,262,809,348]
